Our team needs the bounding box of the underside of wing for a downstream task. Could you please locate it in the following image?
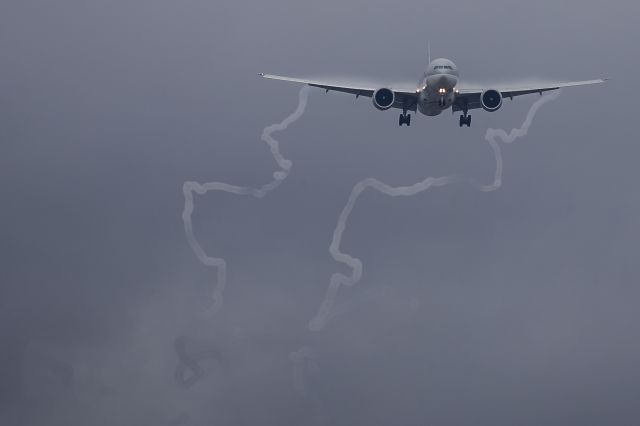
[453,78,606,112]
[260,73,419,112]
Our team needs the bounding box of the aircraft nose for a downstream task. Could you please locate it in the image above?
[428,74,457,90]
[441,74,457,88]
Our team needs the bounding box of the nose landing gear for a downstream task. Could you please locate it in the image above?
[399,113,411,126]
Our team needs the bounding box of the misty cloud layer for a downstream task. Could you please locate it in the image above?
[1,0,639,425]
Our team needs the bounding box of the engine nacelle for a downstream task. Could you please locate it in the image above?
[480,89,503,112]
[372,88,395,110]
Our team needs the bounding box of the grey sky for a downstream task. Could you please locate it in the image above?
[1,0,639,425]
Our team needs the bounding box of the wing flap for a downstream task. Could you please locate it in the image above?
[260,73,375,97]
[260,73,418,112]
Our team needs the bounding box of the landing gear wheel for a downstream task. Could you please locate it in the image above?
[459,114,471,127]
[399,113,411,127]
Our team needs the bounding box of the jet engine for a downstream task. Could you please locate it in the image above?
[372,88,395,110]
[480,89,503,112]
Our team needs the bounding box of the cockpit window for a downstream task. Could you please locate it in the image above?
[434,65,454,70]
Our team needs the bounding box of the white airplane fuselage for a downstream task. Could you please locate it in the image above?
[418,58,459,116]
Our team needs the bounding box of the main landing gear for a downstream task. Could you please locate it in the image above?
[399,113,411,126]
[459,113,471,127]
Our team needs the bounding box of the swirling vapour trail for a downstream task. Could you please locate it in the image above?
[180,86,560,326]
[177,87,561,423]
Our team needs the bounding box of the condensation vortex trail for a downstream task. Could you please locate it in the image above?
[182,87,311,314]
[308,90,562,331]
[179,86,561,420]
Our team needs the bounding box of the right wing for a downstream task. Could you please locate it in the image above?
[453,79,607,112]
[260,73,419,112]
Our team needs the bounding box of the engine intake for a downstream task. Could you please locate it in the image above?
[372,88,395,110]
[480,89,503,112]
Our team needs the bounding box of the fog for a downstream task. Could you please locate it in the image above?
[1,0,639,425]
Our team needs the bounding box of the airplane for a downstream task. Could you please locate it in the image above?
[260,57,605,127]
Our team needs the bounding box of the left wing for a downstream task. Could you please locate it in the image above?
[453,79,607,112]
[260,73,419,112]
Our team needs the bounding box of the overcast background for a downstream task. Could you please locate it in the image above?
[1,0,640,425]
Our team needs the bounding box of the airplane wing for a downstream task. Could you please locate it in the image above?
[453,79,607,112]
[260,73,419,112]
